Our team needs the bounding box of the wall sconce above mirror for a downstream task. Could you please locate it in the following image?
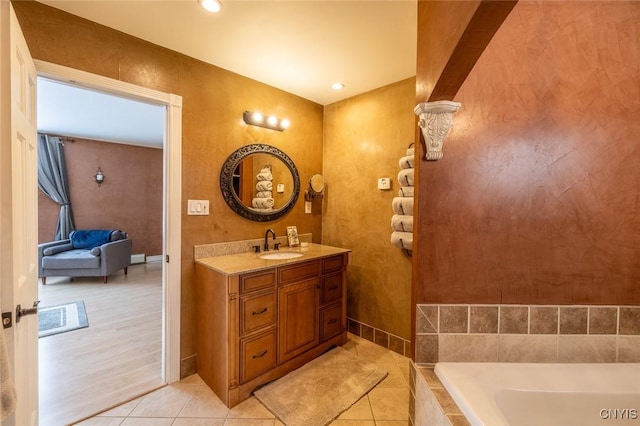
[243,110,290,132]
[94,167,105,187]
[305,174,325,201]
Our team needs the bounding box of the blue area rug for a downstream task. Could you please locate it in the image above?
[38,301,89,338]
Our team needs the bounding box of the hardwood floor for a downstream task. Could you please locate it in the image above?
[38,261,164,426]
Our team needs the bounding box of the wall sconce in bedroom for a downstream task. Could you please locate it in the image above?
[414,100,461,161]
[243,111,290,132]
[94,167,105,187]
[199,0,222,13]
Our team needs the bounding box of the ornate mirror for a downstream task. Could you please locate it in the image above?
[220,144,300,222]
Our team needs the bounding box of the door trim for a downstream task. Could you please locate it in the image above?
[34,60,182,384]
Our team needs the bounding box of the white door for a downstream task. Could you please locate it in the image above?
[0,3,40,425]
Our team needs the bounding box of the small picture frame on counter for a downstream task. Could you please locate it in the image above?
[287,226,300,247]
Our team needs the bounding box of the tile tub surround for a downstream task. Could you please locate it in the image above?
[416,304,640,364]
[410,363,470,426]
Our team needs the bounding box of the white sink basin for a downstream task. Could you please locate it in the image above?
[259,251,304,260]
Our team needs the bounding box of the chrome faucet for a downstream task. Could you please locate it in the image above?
[264,229,276,251]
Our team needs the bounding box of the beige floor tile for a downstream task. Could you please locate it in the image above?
[336,396,373,420]
[121,418,174,425]
[368,387,410,421]
[129,386,191,418]
[351,338,398,363]
[97,396,144,417]
[374,362,407,388]
[173,419,225,426]
[226,396,274,419]
[75,417,126,426]
[328,421,376,425]
[223,419,275,425]
[375,421,410,425]
[178,387,230,418]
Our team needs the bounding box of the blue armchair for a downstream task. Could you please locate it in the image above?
[38,230,132,285]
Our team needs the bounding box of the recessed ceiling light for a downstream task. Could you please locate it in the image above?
[331,82,345,90]
[199,0,222,13]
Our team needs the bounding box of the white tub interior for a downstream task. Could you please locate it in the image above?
[434,362,640,426]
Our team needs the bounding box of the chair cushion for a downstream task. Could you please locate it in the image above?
[41,249,101,270]
[42,243,74,256]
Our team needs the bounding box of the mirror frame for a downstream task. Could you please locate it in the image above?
[220,143,300,222]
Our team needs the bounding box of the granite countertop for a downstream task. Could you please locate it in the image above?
[195,243,351,275]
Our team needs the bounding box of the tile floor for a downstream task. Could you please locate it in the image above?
[76,333,410,425]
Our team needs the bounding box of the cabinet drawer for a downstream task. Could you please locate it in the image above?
[322,255,344,274]
[320,302,343,341]
[240,290,276,336]
[240,269,276,294]
[279,260,320,285]
[240,330,276,383]
[321,272,343,305]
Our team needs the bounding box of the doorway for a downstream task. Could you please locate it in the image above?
[34,61,182,424]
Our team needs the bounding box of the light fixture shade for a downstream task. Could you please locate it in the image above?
[243,110,289,132]
[199,0,222,13]
[94,167,105,187]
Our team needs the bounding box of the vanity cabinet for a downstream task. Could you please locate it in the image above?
[195,252,348,408]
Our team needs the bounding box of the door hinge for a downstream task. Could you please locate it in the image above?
[166,254,170,263]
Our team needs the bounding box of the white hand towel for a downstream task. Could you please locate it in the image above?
[398,186,414,197]
[392,197,414,215]
[256,191,272,198]
[399,155,414,170]
[391,214,413,232]
[256,181,273,191]
[397,168,414,187]
[252,198,275,209]
[391,231,413,250]
[260,167,271,174]
[257,172,273,181]
[406,146,415,157]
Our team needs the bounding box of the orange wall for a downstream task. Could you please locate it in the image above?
[415,1,640,305]
[323,79,416,340]
[38,138,163,256]
[13,1,324,362]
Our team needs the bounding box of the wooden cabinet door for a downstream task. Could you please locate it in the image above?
[278,278,320,362]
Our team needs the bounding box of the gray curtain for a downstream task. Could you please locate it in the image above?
[37,134,75,240]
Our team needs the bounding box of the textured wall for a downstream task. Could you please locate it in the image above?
[13,1,324,361]
[323,79,415,339]
[38,138,163,256]
[415,2,640,305]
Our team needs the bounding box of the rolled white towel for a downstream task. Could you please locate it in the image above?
[391,214,413,232]
[399,155,414,170]
[251,207,273,212]
[256,181,273,191]
[391,231,413,250]
[398,186,414,197]
[392,197,413,215]
[252,198,275,209]
[397,168,414,187]
[406,146,415,157]
[255,191,272,198]
[260,167,271,174]
[257,172,273,181]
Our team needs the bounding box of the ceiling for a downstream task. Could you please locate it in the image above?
[36,0,417,147]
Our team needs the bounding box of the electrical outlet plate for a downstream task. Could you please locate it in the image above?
[378,177,391,190]
[187,199,209,215]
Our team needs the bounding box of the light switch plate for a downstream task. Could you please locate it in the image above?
[277,183,285,193]
[187,199,209,215]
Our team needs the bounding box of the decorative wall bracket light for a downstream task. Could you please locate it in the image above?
[414,100,461,161]
[243,110,290,132]
[94,167,105,187]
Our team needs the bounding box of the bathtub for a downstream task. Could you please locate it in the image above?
[434,362,640,426]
